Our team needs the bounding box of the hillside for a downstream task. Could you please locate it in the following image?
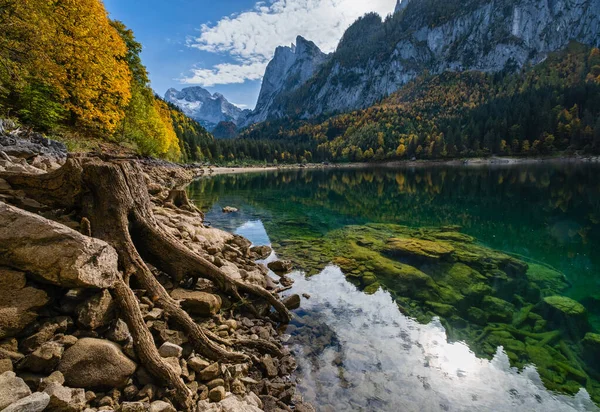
[0,0,215,162]
[240,43,600,161]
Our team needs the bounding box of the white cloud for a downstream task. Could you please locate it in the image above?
[181,0,397,86]
[180,61,268,87]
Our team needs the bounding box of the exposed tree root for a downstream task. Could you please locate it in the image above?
[1,157,292,409]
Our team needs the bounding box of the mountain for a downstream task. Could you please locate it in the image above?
[164,87,250,130]
[212,121,238,139]
[245,0,600,124]
[240,36,329,127]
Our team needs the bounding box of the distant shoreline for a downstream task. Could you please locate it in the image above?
[203,155,600,176]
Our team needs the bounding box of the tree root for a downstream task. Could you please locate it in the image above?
[1,157,293,409]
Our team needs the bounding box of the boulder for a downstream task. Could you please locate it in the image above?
[267,260,293,273]
[539,296,589,338]
[282,295,301,310]
[76,290,115,330]
[0,203,118,289]
[582,332,600,367]
[0,371,31,410]
[170,289,221,316]
[250,245,272,260]
[0,270,48,338]
[385,237,454,260]
[1,391,50,412]
[58,338,137,389]
[482,296,515,323]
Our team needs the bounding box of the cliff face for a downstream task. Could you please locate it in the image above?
[246,0,600,123]
[240,36,329,127]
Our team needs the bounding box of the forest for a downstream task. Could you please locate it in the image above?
[238,43,600,163]
[0,0,213,162]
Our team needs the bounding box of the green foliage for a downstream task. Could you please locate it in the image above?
[16,82,65,131]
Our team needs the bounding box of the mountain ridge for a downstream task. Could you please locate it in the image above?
[244,0,600,125]
[164,86,250,130]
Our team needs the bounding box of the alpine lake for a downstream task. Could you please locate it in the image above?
[188,161,600,412]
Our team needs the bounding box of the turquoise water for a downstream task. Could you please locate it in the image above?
[189,162,600,411]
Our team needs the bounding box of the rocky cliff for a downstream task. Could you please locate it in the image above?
[165,87,250,130]
[246,0,600,123]
[240,36,329,127]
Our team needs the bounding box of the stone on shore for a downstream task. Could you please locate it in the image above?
[250,245,272,260]
[0,268,49,339]
[170,289,221,316]
[76,290,115,330]
[58,338,137,389]
[43,382,86,412]
[0,371,31,410]
[1,391,50,412]
[158,342,183,358]
[0,202,118,289]
[282,295,301,310]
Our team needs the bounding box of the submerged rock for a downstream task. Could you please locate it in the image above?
[222,206,239,213]
[268,260,293,273]
[385,237,454,260]
[539,296,589,337]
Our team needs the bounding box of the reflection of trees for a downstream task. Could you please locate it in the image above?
[188,165,600,296]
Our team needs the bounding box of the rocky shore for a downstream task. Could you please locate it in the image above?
[0,122,310,412]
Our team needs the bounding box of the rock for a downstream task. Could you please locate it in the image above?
[222,206,238,213]
[77,290,115,330]
[19,341,64,373]
[539,296,589,337]
[21,317,71,353]
[0,203,118,289]
[0,268,49,339]
[282,295,301,310]
[0,358,12,373]
[261,355,278,378]
[231,379,245,396]
[187,357,210,373]
[250,245,272,259]
[582,333,600,366]
[385,237,454,259]
[295,402,316,412]
[198,362,220,381]
[39,371,65,390]
[482,296,515,323]
[267,260,293,273]
[1,392,50,412]
[120,402,146,412]
[58,338,137,389]
[149,400,176,412]
[163,357,182,376]
[158,342,182,358]
[43,382,86,412]
[0,371,32,410]
[206,378,224,390]
[170,289,221,316]
[208,386,225,402]
[106,319,130,343]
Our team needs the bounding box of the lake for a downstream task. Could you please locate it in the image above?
[188,162,600,412]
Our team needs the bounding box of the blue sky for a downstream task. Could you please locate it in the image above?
[103,0,397,109]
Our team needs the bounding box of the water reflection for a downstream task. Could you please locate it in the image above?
[287,267,598,412]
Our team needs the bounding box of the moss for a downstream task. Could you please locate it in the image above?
[542,296,587,317]
[466,307,488,326]
[384,237,455,260]
[363,282,380,295]
[526,263,569,294]
[482,296,515,323]
[426,301,457,317]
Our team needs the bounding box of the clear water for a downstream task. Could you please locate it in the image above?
[188,162,600,411]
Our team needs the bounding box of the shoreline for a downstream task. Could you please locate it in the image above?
[203,155,600,176]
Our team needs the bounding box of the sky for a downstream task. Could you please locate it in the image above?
[103,0,398,110]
